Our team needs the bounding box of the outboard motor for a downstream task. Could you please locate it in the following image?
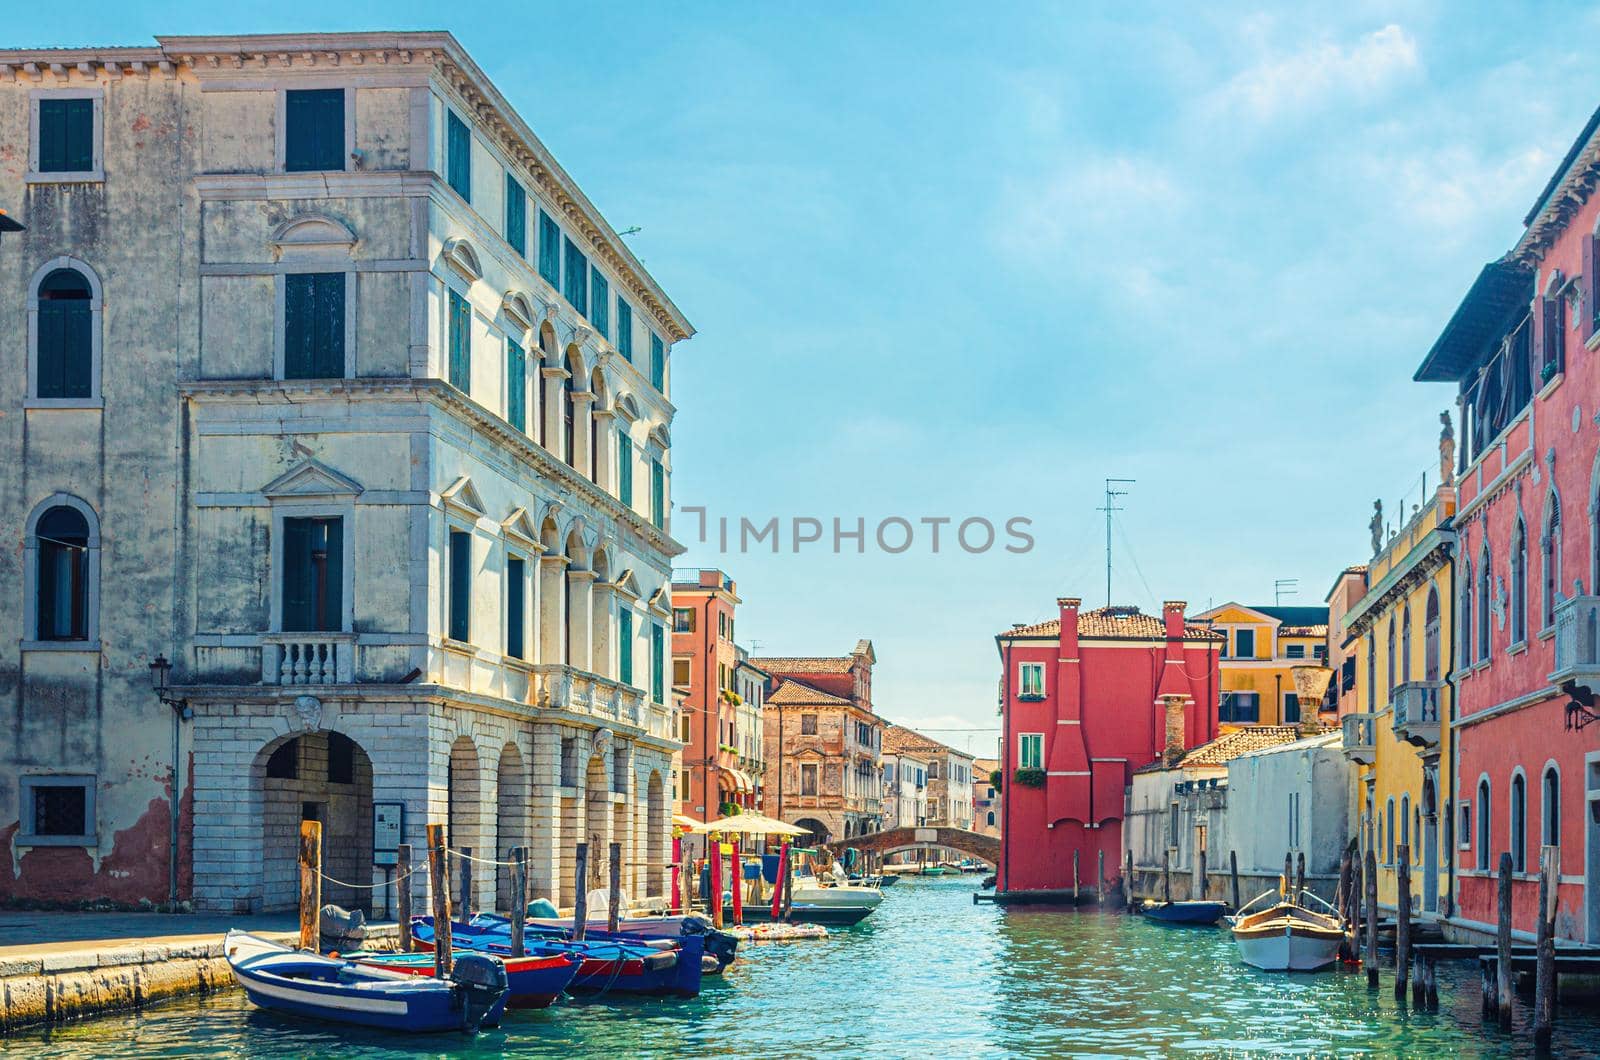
[318,904,366,951]
[448,953,508,1033]
[680,913,738,972]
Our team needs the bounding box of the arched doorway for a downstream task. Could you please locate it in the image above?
[646,770,666,898]
[496,742,528,914]
[794,817,831,846]
[1421,774,1438,913]
[255,730,374,913]
[447,736,483,911]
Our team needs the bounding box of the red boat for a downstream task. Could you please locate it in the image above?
[354,948,580,1009]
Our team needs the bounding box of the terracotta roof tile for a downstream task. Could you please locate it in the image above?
[750,656,853,674]
[999,606,1223,642]
[881,724,970,759]
[766,679,852,707]
[1278,624,1330,638]
[1173,725,1328,768]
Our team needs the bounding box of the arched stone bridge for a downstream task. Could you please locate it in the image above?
[827,826,998,864]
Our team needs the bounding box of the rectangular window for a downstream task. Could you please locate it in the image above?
[282,516,343,632]
[1219,691,1260,724]
[651,622,665,704]
[504,173,527,256]
[616,300,634,361]
[1234,628,1255,658]
[1285,643,1306,659]
[1283,693,1300,724]
[38,97,94,173]
[448,529,471,643]
[538,210,561,288]
[649,332,666,391]
[718,612,728,639]
[285,89,344,172]
[618,608,633,685]
[651,459,666,529]
[673,608,694,633]
[284,272,345,379]
[506,339,526,431]
[1019,662,1045,699]
[448,289,471,392]
[446,110,471,202]
[506,555,525,660]
[590,267,609,339]
[801,713,818,735]
[617,433,634,507]
[1019,733,1043,770]
[563,238,588,315]
[1313,644,1327,660]
[1543,294,1566,378]
[801,764,819,796]
[20,775,95,843]
[673,658,692,687]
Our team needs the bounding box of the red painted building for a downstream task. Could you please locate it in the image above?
[995,599,1221,895]
[1416,108,1600,944]
[671,569,749,819]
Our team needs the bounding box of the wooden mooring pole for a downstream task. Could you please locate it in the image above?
[510,846,528,958]
[1073,849,1080,903]
[1364,848,1378,988]
[573,842,590,942]
[1336,847,1352,962]
[609,842,623,933]
[1534,845,1558,1050]
[298,820,322,952]
[1197,826,1208,901]
[1496,851,1513,1027]
[1394,845,1411,1001]
[1284,852,1293,896]
[1097,850,1105,905]
[1295,851,1306,901]
[1162,847,1172,903]
[1123,850,1133,910]
[459,846,473,918]
[426,823,453,977]
[396,843,413,953]
[1229,850,1240,911]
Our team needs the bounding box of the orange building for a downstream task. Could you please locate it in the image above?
[671,569,756,819]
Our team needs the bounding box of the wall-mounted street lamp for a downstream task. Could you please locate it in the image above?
[149,654,193,720]
[1563,690,1599,732]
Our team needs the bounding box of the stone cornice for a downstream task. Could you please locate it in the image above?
[1513,137,1600,267]
[1343,529,1454,637]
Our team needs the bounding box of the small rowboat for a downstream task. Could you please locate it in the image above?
[512,911,740,973]
[353,948,581,1009]
[1227,886,1348,971]
[410,916,705,998]
[1141,899,1226,926]
[224,930,508,1034]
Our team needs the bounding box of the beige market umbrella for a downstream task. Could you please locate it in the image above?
[672,813,702,830]
[690,812,809,837]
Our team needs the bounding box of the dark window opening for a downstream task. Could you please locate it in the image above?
[38,97,94,173]
[33,784,88,836]
[266,739,300,779]
[284,272,345,379]
[449,529,472,643]
[282,517,343,632]
[36,505,89,640]
[327,732,355,785]
[285,89,344,172]
[37,267,93,399]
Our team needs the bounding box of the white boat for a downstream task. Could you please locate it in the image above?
[1227,887,1347,972]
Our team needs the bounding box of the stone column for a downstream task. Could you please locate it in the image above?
[539,554,567,665]
[590,581,615,681]
[591,407,617,496]
[526,724,563,904]
[540,364,569,459]
[566,568,595,673]
[570,390,595,480]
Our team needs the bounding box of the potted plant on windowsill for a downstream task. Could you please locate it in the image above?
[1012,767,1046,788]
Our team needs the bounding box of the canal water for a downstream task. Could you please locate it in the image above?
[17,875,1600,1056]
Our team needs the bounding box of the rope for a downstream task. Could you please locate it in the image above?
[447,847,522,868]
[315,864,424,890]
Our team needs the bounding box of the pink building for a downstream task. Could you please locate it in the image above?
[1415,107,1600,944]
[995,599,1221,896]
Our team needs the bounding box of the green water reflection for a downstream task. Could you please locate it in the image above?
[18,876,1600,1057]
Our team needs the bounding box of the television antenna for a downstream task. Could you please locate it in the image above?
[1274,578,1299,606]
[1097,478,1135,607]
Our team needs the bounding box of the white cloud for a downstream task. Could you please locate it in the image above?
[1209,23,1421,122]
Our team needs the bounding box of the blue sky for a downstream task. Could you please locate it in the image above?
[22,4,1600,754]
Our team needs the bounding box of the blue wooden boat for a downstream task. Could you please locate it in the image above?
[507,911,740,974]
[410,916,705,998]
[353,947,581,1009]
[224,930,508,1033]
[1140,899,1227,925]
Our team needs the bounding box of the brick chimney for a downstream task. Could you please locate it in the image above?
[1057,597,1081,656]
[1161,694,1189,766]
[1162,600,1186,640]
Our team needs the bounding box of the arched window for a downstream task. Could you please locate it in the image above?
[1386,617,1396,701]
[29,261,101,402]
[1477,778,1491,871]
[589,368,605,486]
[1424,586,1441,681]
[1542,765,1560,850]
[1542,493,1562,630]
[562,351,579,468]
[536,324,555,449]
[1459,556,1474,668]
[1401,603,1412,683]
[24,495,101,644]
[1365,634,1376,712]
[1400,793,1411,860]
[1477,543,1492,659]
[1510,772,1527,873]
[1510,518,1527,644]
[1386,797,1396,866]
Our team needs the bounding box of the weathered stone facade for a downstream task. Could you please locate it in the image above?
[1,32,688,911]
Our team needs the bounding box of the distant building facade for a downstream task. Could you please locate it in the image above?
[882,748,928,829]
[671,569,753,818]
[973,756,1001,837]
[884,724,974,830]
[1194,603,1330,728]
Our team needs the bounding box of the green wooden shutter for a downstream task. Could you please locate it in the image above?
[650,460,665,528]
[617,433,633,507]
[284,274,312,378]
[651,622,665,704]
[507,556,526,659]
[649,333,665,391]
[447,111,471,201]
[38,99,94,173]
[65,99,94,172]
[318,517,343,632]
[286,89,343,172]
[590,268,609,338]
[618,609,633,685]
[315,273,345,377]
[448,290,471,391]
[538,211,561,287]
[507,339,526,430]
[449,529,472,642]
[563,239,587,315]
[505,175,527,256]
[616,300,633,361]
[282,518,313,631]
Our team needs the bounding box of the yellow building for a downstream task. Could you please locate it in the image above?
[1340,476,1455,916]
[1193,603,1330,727]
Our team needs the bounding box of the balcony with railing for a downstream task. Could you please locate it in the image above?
[533,665,644,727]
[1391,680,1443,748]
[1552,595,1600,693]
[1341,713,1376,764]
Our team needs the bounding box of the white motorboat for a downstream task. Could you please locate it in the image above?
[1227,886,1347,972]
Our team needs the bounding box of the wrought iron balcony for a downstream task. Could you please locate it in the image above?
[1341,712,1376,764]
[1551,595,1600,693]
[1391,680,1443,748]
